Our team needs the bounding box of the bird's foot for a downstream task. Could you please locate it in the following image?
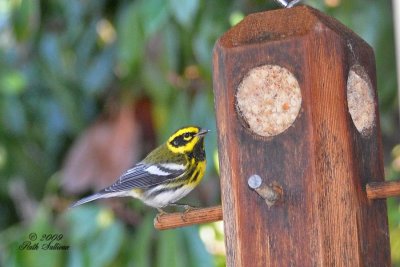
[180,204,198,221]
[156,208,168,223]
[183,204,197,213]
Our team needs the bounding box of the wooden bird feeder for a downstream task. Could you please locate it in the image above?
[155,4,400,267]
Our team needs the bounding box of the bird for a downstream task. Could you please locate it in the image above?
[70,126,209,214]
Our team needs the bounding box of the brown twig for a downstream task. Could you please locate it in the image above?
[154,205,223,230]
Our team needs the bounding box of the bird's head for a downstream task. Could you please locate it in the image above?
[166,126,209,154]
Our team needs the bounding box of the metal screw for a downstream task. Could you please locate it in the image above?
[273,0,302,8]
[248,174,282,207]
[248,174,263,189]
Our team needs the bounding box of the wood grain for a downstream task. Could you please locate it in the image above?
[153,206,223,230]
[366,180,400,199]
[213,5,390,267]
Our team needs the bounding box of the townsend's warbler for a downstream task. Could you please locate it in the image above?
[70,126,209,213]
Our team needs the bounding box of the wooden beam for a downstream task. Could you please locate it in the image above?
[154,206,223,230]
[213,5,390,266]
[366,180,400,199]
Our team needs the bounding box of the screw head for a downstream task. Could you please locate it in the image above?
[248,174,262,189]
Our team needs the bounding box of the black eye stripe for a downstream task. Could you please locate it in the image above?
[171,136,185,147]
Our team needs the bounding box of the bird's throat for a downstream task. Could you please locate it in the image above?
[188,138,205,161]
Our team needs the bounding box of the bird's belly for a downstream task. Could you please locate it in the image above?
[142,185,195,208]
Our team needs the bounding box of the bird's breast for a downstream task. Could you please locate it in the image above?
[188,160,206,186]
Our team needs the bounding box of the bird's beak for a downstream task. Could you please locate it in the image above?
[196,129,210,137]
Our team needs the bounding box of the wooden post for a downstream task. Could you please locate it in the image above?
[213,5,391,267]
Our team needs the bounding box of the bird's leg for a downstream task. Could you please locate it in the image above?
[157,208,168,214]
[169,203,197,212]
[183,204,196,213]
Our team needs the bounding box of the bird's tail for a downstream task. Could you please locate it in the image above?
[70,191,124,208]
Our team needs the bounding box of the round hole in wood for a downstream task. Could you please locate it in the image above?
[347,65,375,136]
[236,65,302,137]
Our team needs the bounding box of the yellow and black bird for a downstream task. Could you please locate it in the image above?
[70,126,209,213]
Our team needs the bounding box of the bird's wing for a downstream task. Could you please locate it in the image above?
[102,162,187,192]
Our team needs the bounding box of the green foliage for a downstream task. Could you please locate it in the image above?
[0,0,399,266]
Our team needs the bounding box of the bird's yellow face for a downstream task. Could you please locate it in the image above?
[167,126,208,154]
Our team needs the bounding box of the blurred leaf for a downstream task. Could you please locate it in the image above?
[153,104,169,132]
[40,74,85,133]
[169,0,199,28]
[229,11,244,26]
[88,220,124,267]
[139,0,170,38]
[129,213,154,267]
[42,101,67,153]
[63,0,85,38]
[182,227,214,267]
[193,14,225,74]
[1,96,27,134]
[142,61,171,104]
[157,230,186,267]
[213,149,219,174]
[75,22,98,75]
[162,24,180,71]
[190,90,213,125]
[66,207,125,267]
[67,247,84,267]
[11,0,39,41]
[0,225,24,267]
[391,225,400,264]
[67,206,100,243]
[165,92,190,134]
[116,2,144,77]
[39,34,63,75]
[0,144,7,170]
[0,70,26,95]
[83,47,114,95]
[116,0,170,78]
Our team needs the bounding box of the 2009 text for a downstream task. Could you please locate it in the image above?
[19,233,69,251]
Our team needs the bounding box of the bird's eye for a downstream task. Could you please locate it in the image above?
[183,133,191,140]
[173,140,179,146]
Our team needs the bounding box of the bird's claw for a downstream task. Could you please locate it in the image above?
[184,205,197,213]
[180,205,198,221]
[156,208,168,223]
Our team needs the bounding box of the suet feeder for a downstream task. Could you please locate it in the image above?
[155,4,400,267]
